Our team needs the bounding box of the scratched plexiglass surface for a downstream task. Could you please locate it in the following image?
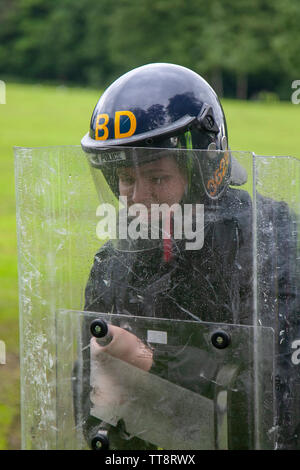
[56,309,274,450]
[14,146,101,449]
[254,155,300,449]
[14,147,300,449]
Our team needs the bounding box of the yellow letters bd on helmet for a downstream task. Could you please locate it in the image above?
[95,111,137,141]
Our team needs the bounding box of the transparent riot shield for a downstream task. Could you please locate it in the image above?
[14,146,300,450]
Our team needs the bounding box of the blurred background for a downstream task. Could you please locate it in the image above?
[1,0,300,99]
[0,0,299,450]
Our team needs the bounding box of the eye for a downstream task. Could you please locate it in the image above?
[149,175,170,184]
[151,177,162,184]
[119,174,135,185]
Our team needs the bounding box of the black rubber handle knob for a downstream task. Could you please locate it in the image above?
[90,319,109,338]
[91,431,109,450]
[211,330,231,349]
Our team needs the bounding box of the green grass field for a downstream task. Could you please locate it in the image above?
[0,82,299,449]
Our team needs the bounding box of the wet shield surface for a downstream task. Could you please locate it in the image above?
[14,146,300,449]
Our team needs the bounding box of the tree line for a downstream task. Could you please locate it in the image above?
[0,0,299,100]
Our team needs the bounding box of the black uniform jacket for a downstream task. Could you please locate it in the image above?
[75,187,299,449]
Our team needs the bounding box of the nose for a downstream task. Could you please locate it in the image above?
[131,179,153,205]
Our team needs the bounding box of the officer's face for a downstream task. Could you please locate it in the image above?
[117,156,187,208]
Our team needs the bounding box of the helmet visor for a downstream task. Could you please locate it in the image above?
[86,147,247,253]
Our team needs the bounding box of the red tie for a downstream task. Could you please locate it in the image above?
[163,215,172,263]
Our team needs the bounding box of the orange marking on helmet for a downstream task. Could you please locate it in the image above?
[114,111,137,139]
[207,150,229,196]
[95,113,109,141]
[207,179,218,197]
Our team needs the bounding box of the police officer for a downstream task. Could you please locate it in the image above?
[79,63,299,450]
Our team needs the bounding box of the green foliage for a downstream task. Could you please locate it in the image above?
[0,0,299,98]
[271,0,300,78]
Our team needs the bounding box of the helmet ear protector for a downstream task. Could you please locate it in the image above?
[197,104,220,134]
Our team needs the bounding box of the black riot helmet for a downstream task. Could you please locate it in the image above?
[81,63,247,201]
